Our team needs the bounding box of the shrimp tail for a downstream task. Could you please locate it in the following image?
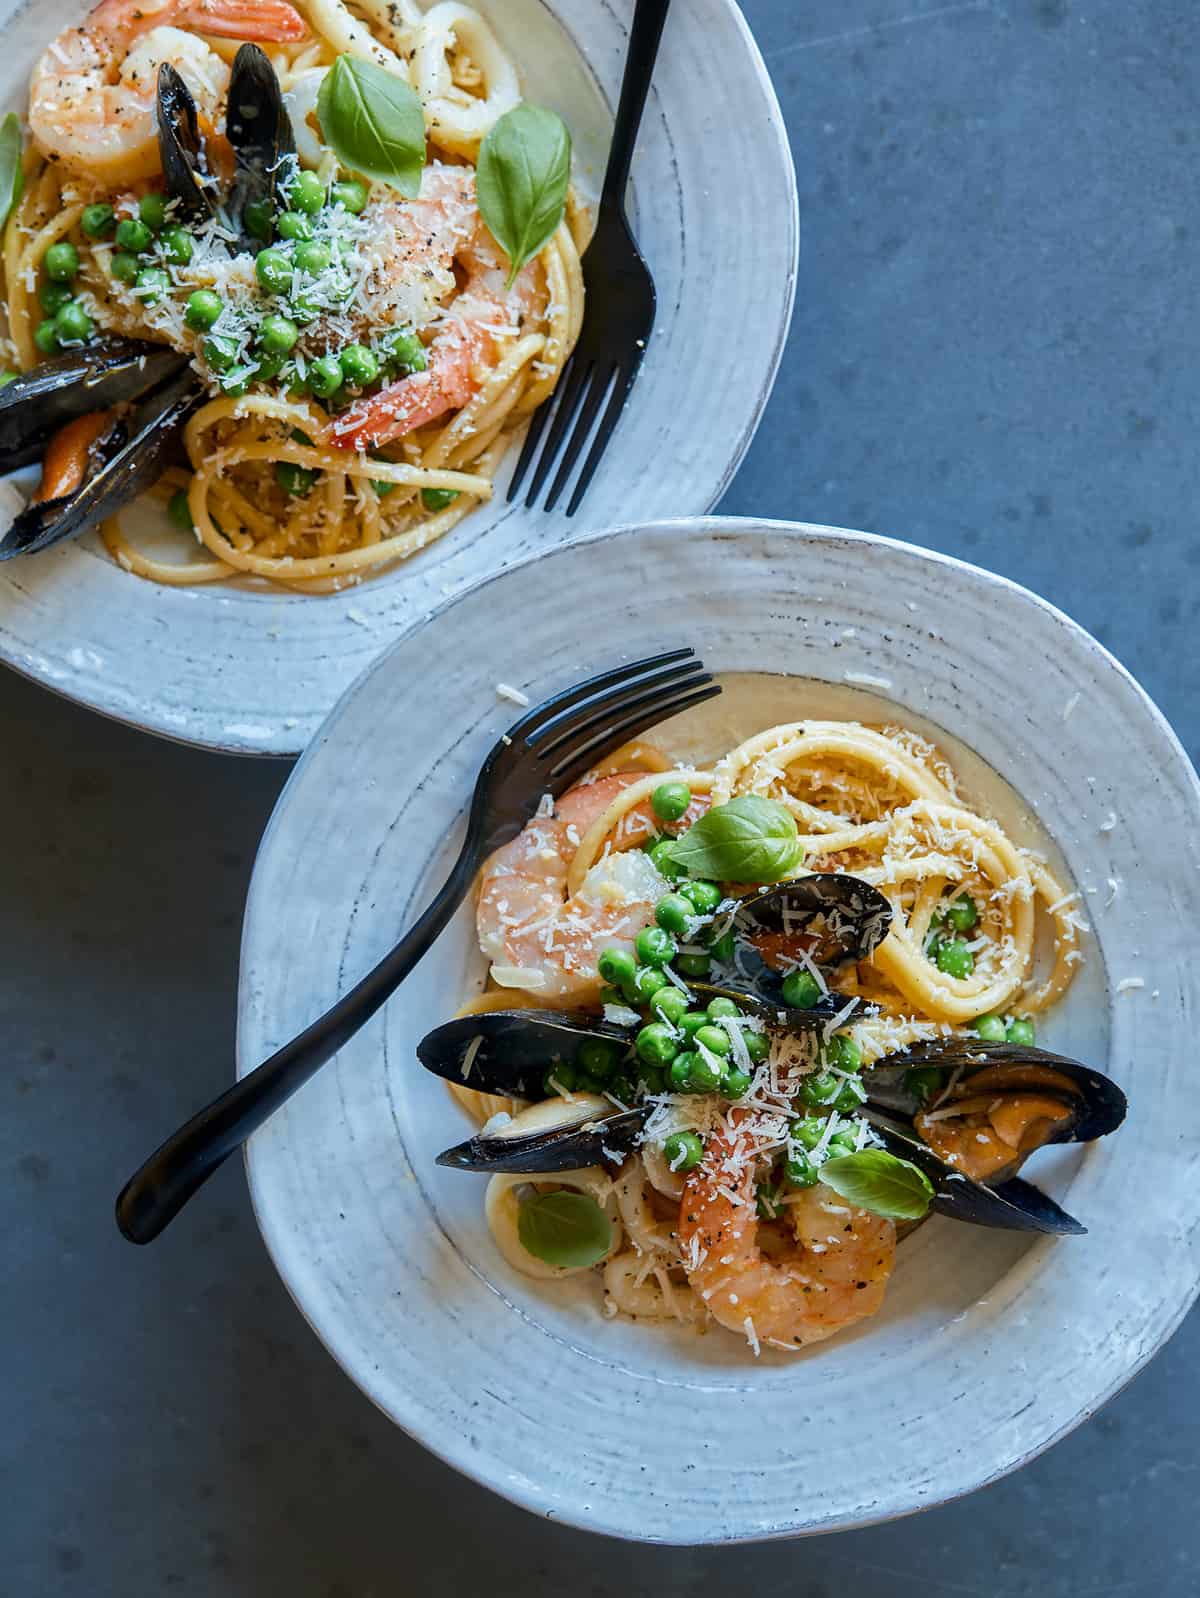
[177,0,309,42]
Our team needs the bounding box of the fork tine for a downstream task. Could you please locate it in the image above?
[506,353,572,502]
[548,683,724,785]
[543,362,616,514]
[530,661,711,759]
[504,649,695,746]
[564,358,639,517]
[523,358,593,508]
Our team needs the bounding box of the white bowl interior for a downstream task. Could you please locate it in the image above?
[240,519,1200,1542]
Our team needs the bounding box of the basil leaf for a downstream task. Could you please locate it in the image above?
[0,114,23,233]
[517,1190,611,1269]
[477,103,571,288]
[667,796,805,883]
[818,1150,934,1220]
[316,55,425,195]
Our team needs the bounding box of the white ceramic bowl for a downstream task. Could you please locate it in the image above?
[239,519,1200,1542]
[0,0,795,753]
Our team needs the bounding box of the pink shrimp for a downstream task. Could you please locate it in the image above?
[29,0,307,183]
[679,1113,896,1351]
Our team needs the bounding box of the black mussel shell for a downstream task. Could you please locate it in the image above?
[226,45,296,247]
[0,365,204,560]
[864,1109,1087,1235]
[156,64,217,224]
[436,1097,646,1174]
[416,1009,636,1101]
[0,340,187,473]
[733,874,893,962]
[863,1040,1126,1145]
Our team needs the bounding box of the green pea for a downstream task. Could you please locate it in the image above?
[669,1053,698,1092]
[277,210,313,242]
[743,1029,770,1064]
[650,986,689,1027]
[220,374,251,398]
[299,354,340,400]
[924,910,946,958]
[599,984,624,1007]
[674,951,711,979]
[184,289,222,331]
[54,301,93,344]
[630,964,669,1002]
[578,1036,621,1079]
[203,334,239,372]
[339,343,379,388]
[160,225,193,265]
[647,837,686,882]
[1006,1018,1036,1047]
[276,460,317,496]
[331,178,368,213]
[798,1070,842,1109]
[167,489,194,532]
[635,926,676,967]
[825,1033,862,1073]
[109,252,139,284]
[935,937,974,979]
[288,168,326,215]
[609,1071,637,1102]
[706,997,740,1022]
[654,893,694,936]
[258,313,299,357]
[0,370,16,387]
[833,1077,867,1113]
[80,203,116,239]
[288,298,319,327]
[138,192,167,232]
[793,1116,826,1152]
[543,1062,578,1097]
[945,893,978,932]
[44,241,79,282]
[379,326,427,375]
[243,197,273,242]
[974,1013,1007,1043]
[828,1129,860,1157]
[39,280,72,315]
[663,1130,704,1173]
[722,1066,752,1100]
[636,1023,678,1070]
[686,1050,724,1094]
[134,266,170,304]
[707,930,736,963]
[255,247,293,295]
[781,969,822,1009]
[678,1011,708,1039]
[598,947,637,991]
[784,1149,818,1188]
[34,319,60,355]
[294,243,331,279]
[367,477,394,500]
[114,218,151,254]
[253,353,287,385]
[651,780,691,823]
[421,487,459,512]
[575,1071,605,1096]
[903,1065,945,1105]
[694,1024,731,1058]
[680,879,721,914]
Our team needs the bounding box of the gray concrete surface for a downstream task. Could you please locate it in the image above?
[4,0,1199,1592]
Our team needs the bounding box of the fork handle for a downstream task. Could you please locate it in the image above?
[601,0,672,211]
[115,837,480,1244]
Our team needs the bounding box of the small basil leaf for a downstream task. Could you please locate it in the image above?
[0,114,24,233]
[667,796,804,883]
[476,103,571,288]
[818,1150,934,1221]
[316,54,425,195]
[517,1189,611,1269]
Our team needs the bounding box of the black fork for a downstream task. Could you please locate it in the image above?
[115,648,719,1243]
[507,0,669,515]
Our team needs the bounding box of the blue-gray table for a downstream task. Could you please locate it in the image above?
[5,1,1198,1591]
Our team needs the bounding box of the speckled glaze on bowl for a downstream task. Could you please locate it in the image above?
[239,519,1200,1542]
[0,0,796,754]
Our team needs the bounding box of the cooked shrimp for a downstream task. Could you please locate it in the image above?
[678,1115,896,1350]
[476,773,673,1005]
[29,0,308,184]
[329,169,545,452]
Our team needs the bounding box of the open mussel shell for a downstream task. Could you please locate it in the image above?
[0,340,187,474]
[863,1039,1126,1145]
[436,1096,646,1174]
[417,1008,635,1101]
[734,873,894,961]
[226,45,296,247]
[863,1109,1087,1235]
[0,365,205,560]
[156,63,217,224]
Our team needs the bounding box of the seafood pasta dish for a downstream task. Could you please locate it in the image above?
[0,0,585,589]
[419,695,1126,1356]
